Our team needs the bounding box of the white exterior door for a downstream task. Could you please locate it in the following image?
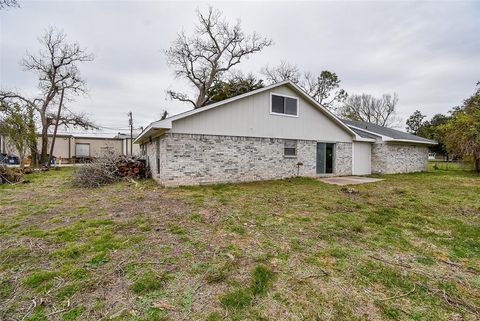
[75,143,90,157]
[353,142,372,175]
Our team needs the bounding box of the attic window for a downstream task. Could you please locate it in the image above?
[271,94,298,116]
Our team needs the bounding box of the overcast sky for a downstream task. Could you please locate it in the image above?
[1,0,479,134]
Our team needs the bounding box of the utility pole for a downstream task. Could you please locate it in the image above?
[128,111,133,156]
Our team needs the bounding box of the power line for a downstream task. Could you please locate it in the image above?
[96,125,142,130]
[53,131,133,135]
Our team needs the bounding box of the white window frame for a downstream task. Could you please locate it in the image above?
[284,139,297,157]
[270,93,299,118]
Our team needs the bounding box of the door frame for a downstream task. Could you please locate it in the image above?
[316,142,336,174]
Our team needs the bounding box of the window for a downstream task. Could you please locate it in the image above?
[140,143,147,157]
[271,94,298,116]
[284,140,297,156]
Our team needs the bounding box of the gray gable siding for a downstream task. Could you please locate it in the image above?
[169,85,353,142]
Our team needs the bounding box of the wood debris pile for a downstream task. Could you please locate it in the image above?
[0,164,25,184]
[73,153,148,188]
[115,157,147,178]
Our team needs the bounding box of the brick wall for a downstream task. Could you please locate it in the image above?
[372,142,428,174]
[149,133,352,186]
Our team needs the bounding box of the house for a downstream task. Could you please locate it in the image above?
[1,132,140,163]
[135,80,436,186]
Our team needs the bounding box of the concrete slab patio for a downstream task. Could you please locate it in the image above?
[319,176,384,186]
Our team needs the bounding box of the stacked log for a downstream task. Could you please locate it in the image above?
[115,157,147,178]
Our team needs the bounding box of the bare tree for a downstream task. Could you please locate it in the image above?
[0,27,95,166]
[165,7,272,108]
[261,62,347,110]
[338,93,400,127]
[301,71,348,110]
[0,0,19,10]
[261,61,300,84]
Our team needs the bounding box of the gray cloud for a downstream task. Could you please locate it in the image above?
[1,1,479,133]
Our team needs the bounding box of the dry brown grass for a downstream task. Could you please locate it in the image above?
[0,167,479,320]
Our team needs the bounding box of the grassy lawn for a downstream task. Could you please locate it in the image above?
[0,166,479,320]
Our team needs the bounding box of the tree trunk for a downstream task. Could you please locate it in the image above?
[47,88,64,168]
[195,87,207,108]
[27,106,37,167]
[475,156,480,173]
[40,115,49,166]
[19,152,25,170]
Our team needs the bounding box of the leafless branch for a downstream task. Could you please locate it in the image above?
[261,61,300,84]
[46,110,97,130]
[338,92,400,127]
[166,90,196,108]
[0,0,19,10]
[261,63,347,110]
[165,6,272,108]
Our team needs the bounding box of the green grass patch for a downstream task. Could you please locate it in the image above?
[251,264,275,296]
[220,264,275,310]
[61,305,85,321]
[24,270,57,289]
[131,271,169,294]
[88,253,109,267]
[0,278,14,300]
[220,288,253,310]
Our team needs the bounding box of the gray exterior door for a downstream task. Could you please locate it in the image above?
[317,143,335,174]
[316,143,326,174]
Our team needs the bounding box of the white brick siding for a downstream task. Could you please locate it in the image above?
[149,133,352,186]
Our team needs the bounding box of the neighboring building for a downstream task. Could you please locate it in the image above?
[114,133,140,156]
[2,133,139,163]
[135,80,436,186]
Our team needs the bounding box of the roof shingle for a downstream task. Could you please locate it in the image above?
[342,119,436,144]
